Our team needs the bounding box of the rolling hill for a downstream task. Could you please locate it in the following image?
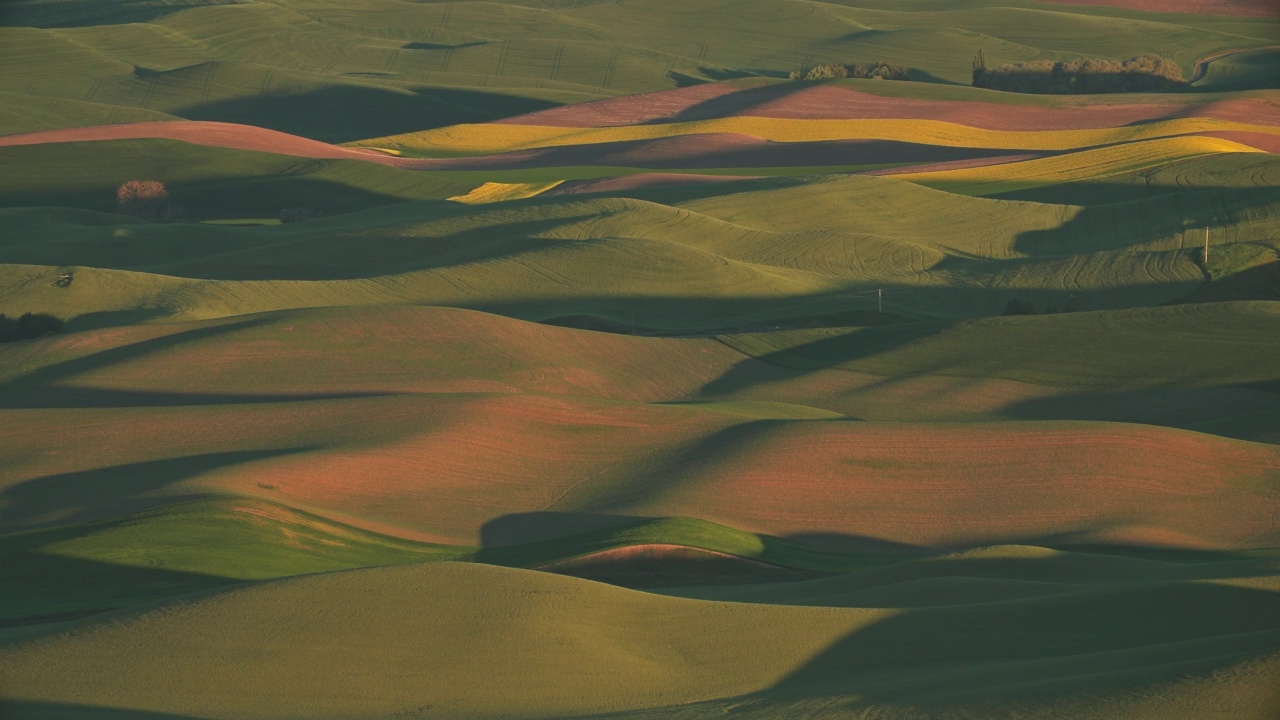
[1,0,1278,718]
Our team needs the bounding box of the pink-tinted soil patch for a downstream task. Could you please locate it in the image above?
[0,121,436,169]
[495,82,1280,130]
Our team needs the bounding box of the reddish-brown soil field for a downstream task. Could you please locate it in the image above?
[493,83,1280,129]
[4,309,1277,550]
[1037,0,1278,17]
[0,121,436,169]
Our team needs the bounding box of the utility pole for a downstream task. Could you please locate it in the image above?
[878,288,883,314]
[1203,226,1210,266]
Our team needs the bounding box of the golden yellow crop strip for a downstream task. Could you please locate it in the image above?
[358,117,1280,155]
[447,180,565,204]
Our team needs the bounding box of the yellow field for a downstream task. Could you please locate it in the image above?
[447,180,565,204]
[357,116,1280,155]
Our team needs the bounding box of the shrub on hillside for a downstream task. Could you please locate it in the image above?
[972,53,1186,94]
[1002,298,1036,316]
[279,206,323,224]
[116,180,181,221]
[789,61,910,82]
[0,312,64,343]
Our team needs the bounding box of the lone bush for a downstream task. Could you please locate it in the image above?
[116,180,176,221]
[1002,298,1036,316]
[279,206,323,224]
[0,312,64,343]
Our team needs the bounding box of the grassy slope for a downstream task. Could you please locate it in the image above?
[0,306,1275,556]
[3,0,1275,139]
[1,2,1278,717]
[0,560,1276,719]
[5,171,1277,328]
[2,494,878,624]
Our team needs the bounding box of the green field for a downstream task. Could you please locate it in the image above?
[1,0,1278,718]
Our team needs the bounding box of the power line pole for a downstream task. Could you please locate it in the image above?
[1203,226,1210,266]
[878,288,883,314]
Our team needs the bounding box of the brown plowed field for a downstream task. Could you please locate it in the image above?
[491,83,1280,130]
[0,121,436,169]
[1037,0,1279,17]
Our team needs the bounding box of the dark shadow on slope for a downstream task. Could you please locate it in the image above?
[647,80,820,124]
[0,701,212,720]
[0,317,274,393]
[478,511,645,547]
[0,448,314,532]
[0,0,218,28]
[754,576,1280,712]
[1001,383,1280,429]
[0,208,588,280]
[475,511,910,588]
[699,321,950,397]
[177,85,562,143]
[991,164,1280,206]
[0,543,239,629]
[0,387,403,410]
[0,173,461,220]
[424,135,1038,171]
[1010,185,1280,256]
[1176,257,1280,303]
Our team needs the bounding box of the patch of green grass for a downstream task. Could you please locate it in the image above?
[0,495,902,626]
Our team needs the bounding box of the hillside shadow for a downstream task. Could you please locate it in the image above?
[993,177,1280,209]
[478,511,645,547]
[0,701,211,720]
[0,1,206,27]
[0,541,240,629]
[0,448,313,532]
[648,80,816,124]
[1001,382,1280,429]
[475,511,915,588]
[0,175,458,220]
[430,136,1035,171]
[0,316,272,392]
[0,208,589,280]
[177,85,561,143]
[0,387,402,410]
[698,320,949,397]
[752,569,1280,712]
[1009,185,1280,257]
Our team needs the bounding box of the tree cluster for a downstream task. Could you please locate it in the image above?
[972,53,1186,94]
[0,312,64,343]
[789,61,909,81]
[117,180,183,221]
